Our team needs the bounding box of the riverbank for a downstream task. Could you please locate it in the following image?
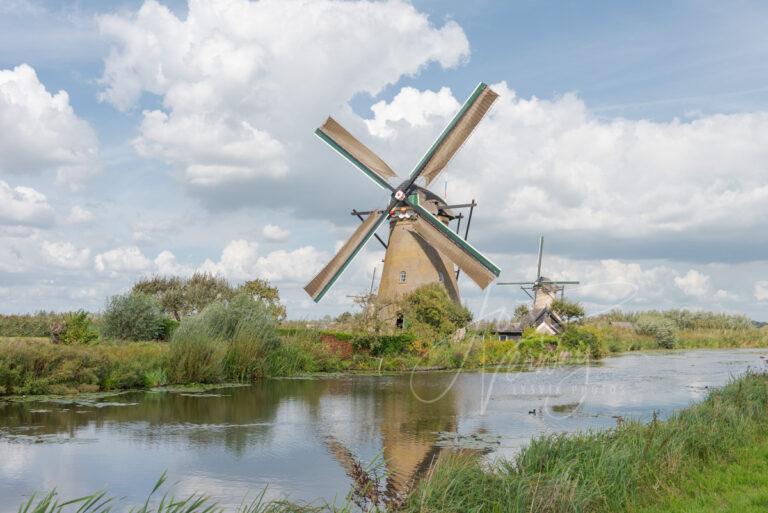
[402,370,768,512]
[1,325,766,397]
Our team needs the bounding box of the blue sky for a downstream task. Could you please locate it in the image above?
[1,0,767,320]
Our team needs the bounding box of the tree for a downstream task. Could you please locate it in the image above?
[132,276,185,320]
[133,273,234,320]
[551,298,585,322]
[513,304,530,321]
[237,278,287,321]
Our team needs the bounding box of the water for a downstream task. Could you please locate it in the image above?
[0,349,764,510]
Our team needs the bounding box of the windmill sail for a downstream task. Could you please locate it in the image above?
[409,83,498,186]
[407,202,500,289]
[316,118,397,191]
[304,211,387,302]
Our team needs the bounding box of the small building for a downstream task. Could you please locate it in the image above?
[490,307,565,340]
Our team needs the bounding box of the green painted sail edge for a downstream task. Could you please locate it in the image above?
[314,212,387,302]
[412,202,500,276]
[408,82,487,180]
[315,129,392,192]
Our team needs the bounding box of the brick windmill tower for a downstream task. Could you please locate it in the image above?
[304,83,501,312]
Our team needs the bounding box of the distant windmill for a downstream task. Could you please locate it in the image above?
[498,236,579,310]
[304,83,501,310]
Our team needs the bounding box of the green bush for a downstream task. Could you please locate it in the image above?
[60,310,98,345]
[560,325,606,358]
[636,315,678,349]
[401,283,472,339]
[0,339,166,395]
[167,293,280,383]
[102,292,166,341]
[352,333,416,356]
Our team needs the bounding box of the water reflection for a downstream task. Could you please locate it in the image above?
[0,349,764,509]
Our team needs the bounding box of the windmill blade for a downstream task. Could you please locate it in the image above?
[536,235,544,279]
[316,117,397,191]
[498,282,536,286]
[408,83,498,186]
[543,280,580,285]
[406,202,500,289]
[304,210,387,302]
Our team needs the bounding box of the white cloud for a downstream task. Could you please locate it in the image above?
[0,64,99,187]
[98,0,468,194]
[0,180,54,226]
[713,289,738,301]
[154,250,193,276]
[366,86,460,138]
[262,224,290,241]
[364,83,768,240]
[674,269,711,298]
[94,246,152,274]
[755,281,768,302]
[64,206,93,225]
[40,241,91,270]
[199,239,325,282]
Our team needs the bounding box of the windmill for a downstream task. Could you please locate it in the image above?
[498,235,579,310]
[304,83,501,311]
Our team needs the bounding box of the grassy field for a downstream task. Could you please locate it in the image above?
[638,439,768,513]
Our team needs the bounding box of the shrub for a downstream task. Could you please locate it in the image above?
[635,315,678,349]
[167,293,281,383]
[166,317,224,384]
[60,310,98,345]
[352,332,417,356]
[560,325,606,358]
[102,292,165,341]
[0,339,166,395]
[401,283,472,339]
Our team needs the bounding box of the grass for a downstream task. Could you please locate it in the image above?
[638,439,768,513]
[2,323,766,398]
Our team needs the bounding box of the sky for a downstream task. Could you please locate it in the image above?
[0,0,767,321]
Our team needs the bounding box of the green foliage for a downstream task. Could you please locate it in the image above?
[352,332,416,356]
[560,325,606,358]
[0,312,68,337]
[595,308,755,331]
[0,339,166,395]
[132,275,185,320]
[167,293,280,383]
[513,304,530,321]
[133,272,233,320]
[636,315,679,349]
[551,297,585,322]
[102,292,166,341]
[236,278,287,321]
[401,283,472,339]
[59,311,98,345]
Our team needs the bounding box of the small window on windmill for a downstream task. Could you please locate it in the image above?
[438,271,445,283]
[399,271,407,283]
